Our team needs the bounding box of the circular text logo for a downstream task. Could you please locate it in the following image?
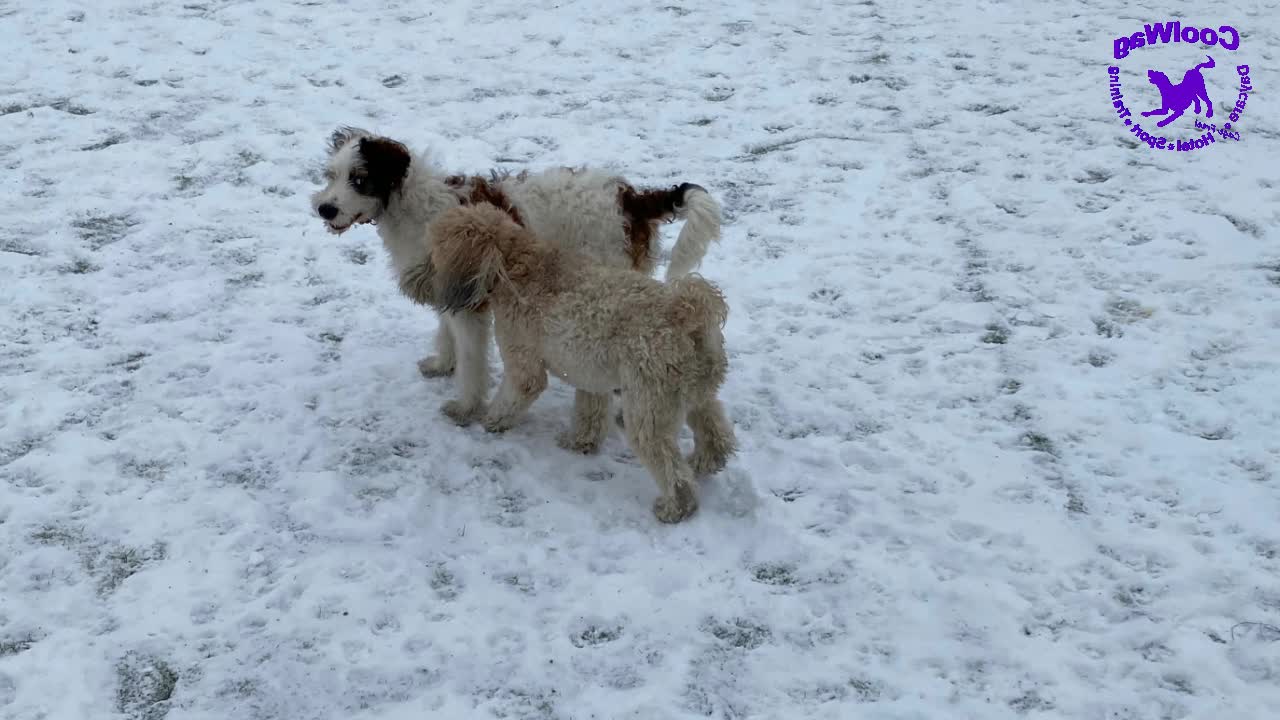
[1106,21,1254,152]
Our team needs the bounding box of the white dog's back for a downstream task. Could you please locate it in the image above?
[501,168,635,271]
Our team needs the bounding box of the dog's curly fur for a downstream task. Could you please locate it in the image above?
[413,203,737,523]
[309,127,723,429]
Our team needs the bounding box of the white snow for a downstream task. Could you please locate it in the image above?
[3,1,1280,718]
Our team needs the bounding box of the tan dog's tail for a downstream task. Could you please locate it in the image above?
[671,275,731,399]
[670,274,729,349]
[429,204,528,313]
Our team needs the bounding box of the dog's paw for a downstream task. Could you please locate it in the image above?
[653,492,698,524]
[690,450,730,478]
[441,400,484,426]
[418,355,455,378]
[482,414,517,434]
[557,430,602,455]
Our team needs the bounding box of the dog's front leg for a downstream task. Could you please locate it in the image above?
[479,319,546,433]
[1156,106,1185,128]
[558,390,611,454]
[440,311,492,426]
[418,315,457,378]
[481,364,548,434]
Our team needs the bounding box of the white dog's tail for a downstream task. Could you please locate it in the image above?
[666,184,723,281]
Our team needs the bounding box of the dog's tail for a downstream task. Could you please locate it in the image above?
[1196,55,1215,71]
[428,204,527,313]
[671,273,729,351]
[670,274,731,396]
[666,183,723,281]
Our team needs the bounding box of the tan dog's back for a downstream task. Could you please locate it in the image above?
[534,266,723,395]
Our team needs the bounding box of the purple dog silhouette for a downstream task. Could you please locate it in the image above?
[1141,55,1215,128]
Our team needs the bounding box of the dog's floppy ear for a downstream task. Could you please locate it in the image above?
[357,137,412,200]
[430,207,509,313]
[438,274,491,313]
[398,258,439,309]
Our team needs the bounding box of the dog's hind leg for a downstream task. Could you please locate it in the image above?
[687,397,736,478]
[558,390,611,454]
[621,387,697,523]
[1202,90,1213,117]
[418,317,457,378]
[440,311,491,425]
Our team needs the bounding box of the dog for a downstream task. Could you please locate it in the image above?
[309,127,723,434]
[410,203,737,523]
[1141,55,1215,128]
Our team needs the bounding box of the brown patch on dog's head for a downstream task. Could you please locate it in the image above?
[353,137,411,205]
[616,183,698,271]
[444,174,525,227]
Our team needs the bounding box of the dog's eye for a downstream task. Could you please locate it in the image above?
[351,176,366,189]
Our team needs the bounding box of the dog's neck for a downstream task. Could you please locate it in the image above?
[376,153,462,270]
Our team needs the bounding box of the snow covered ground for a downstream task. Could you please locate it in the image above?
[3,1,1279,718]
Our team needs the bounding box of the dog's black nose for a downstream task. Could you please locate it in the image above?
[317,203,338,220]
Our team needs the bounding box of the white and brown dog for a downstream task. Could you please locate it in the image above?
[309,127,724,434]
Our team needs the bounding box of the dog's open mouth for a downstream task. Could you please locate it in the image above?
[326,213,366,235]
